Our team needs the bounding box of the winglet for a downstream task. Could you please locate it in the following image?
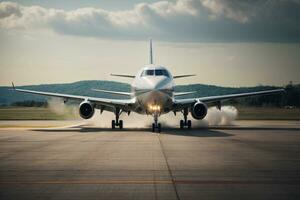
[12,82,15,90]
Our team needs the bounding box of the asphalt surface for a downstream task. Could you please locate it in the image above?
[0,121,300,200]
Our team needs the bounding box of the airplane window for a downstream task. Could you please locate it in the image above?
[155,69,169,77]
[141,70,154,76]
[155,70,163,76]
[146,70,154,76]
[141,69,169,77]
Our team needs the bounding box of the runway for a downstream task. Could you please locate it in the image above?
[0,120,300,200]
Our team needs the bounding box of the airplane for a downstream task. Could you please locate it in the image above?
[12,39,284,132]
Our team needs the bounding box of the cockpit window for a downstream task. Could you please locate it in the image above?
[155,69,169,77]
[141,70,154,76]
[141,69,169,77]
[146,70,154,76]
[155,69,163,76]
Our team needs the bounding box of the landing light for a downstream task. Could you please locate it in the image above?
[148,104,161,112]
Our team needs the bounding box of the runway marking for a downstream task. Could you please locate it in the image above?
[157,133,181,200]
[0,180,300,185]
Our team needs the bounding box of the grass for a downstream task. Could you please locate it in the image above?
[0,106,299,120]
[236,107,300,120]
[0,107,77,120]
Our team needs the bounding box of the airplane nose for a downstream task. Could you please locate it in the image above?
[153,78,170,90]
[141,77,171,91]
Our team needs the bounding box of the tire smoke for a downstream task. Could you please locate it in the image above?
[202,106,238,126]
[160,106,238,128]
[47,98,238,128]
[47,98,79,118]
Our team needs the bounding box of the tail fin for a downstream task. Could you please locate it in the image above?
[149,38,153,64]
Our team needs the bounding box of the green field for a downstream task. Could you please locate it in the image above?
[236,107,300,120]
[0,107,78,120]
[0,106,299,120]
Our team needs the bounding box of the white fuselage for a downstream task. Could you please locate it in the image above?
[131,65,174,114]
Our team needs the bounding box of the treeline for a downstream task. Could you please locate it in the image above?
[226,83,299,107]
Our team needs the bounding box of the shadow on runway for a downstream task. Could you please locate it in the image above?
[209,126,300,131]
[32,127,233,137]
[162,129,233,137]
[32,127,143,133]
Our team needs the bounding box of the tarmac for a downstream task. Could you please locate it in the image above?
[0,120,300,200]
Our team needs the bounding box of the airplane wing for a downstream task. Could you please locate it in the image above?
[174,91,196,97]
[11,84,135,111]
[91,89,132,97]
[173,74,196,79]
[110,74,135,78]
[174,88,285,108]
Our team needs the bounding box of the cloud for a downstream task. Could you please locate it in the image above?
[0,0,300,42]
[0,1,21,18]
[201,0,255,23]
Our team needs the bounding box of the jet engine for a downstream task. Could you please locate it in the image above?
[191,102,207,120]
[79,101,95,119]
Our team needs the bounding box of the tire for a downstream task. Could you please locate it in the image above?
[157,123,161,133]
[187,120,192,129]
[119,120,123,129]
[180,120,184,129]
[112,120,116,129]
[152,123,155,132]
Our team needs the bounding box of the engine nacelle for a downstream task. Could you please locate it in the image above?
[79,101,95,119]
[191,102,207,120]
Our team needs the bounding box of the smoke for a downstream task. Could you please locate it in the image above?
[47,98,79,118]
[83,111,113,127]
[80,105,238,128]
[159,105,238,128]
[46,98,152,127]
[47,98,238,128]
[84,111,152,128]
[203,106,238,126]
[159,106,238,128]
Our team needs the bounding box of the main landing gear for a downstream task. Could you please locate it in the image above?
[152,113,161,133]
[112,108,123,129]
[180,108,191,129]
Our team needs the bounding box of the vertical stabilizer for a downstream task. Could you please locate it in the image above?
[149,39,153,64]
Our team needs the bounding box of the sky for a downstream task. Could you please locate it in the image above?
[0,0,300,87]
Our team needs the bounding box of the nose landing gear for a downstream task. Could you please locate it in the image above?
[112,108,123,129]
[112,119,123,129]
[152,113,161,133]
[180,108,192,129]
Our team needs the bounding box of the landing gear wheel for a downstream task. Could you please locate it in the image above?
[112,120,116,129]
[119,120,123,129]
[180,120,184,129]
[112,107,123,130]
[180,108,192,129]
[187,120,192,129]
[157,123,161,133]
[152,123,162,132]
